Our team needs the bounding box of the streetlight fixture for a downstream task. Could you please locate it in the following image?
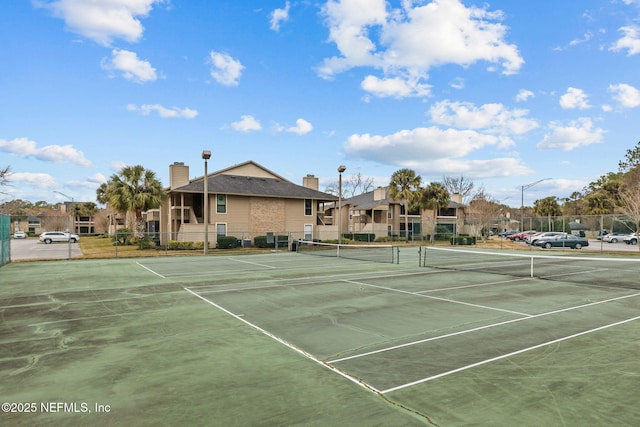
[520,178,551,231]
[202,150,211,255]
[337,165,346,246]
[54,190,75,259]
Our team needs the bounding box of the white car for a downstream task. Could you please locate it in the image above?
[39,231,80,244]
[602,232,628,243]
[13,230,27,239]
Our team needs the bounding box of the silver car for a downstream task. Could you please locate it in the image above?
[39,231,80,244]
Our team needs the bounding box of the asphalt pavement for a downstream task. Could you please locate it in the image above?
[10,237,83,261]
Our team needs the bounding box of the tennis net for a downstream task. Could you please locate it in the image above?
[296,240,398,264]
[420,246,640,290]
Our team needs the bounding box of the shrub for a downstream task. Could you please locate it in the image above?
[217,236,239,249]
[113,228,133,245]
[167,240,204,250]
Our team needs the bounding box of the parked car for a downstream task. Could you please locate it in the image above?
[13,230,27,239]
[506,230,538,241]
[527,232,563,245]
[602,232,628,243]
[596,230,609,240]
[533,233,589,249]
[623,233,639,245]
[498,230,520,238]
[39,231,80,244]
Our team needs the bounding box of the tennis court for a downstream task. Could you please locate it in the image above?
[1,245,639,426]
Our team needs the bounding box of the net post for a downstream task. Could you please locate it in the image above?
[530,256,534,278]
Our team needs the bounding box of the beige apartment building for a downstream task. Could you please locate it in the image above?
[158,160,338,246]
[336,187,467,240]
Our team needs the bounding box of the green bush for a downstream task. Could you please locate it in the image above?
[167,240,204,250]
[113,228,133,245]
[217,236,239,249]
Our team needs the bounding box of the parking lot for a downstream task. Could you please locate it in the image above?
[10,237,83,261]
[583,240,639,252]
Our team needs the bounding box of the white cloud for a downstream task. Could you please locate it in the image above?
[88,173,107,184]
[609,83,640,108]
[102,49,158,83]
[231,115,262,132]
[319,0,523,97]
[127,104,198,118]
[208,51,244,86]
[537,118,605,151]
[559,87,591,110]
[110,161,129,173]
[6,172,57,189]
[515,89,534,102]
[286,118,313,135]
[610,25,640,56]
[270,1,291,31]
[345,127,508,164]
[418,158,533,178]
[0,137,92,167]
[36,0,163,47]
[428,100,538,136]
[343,126,532,178]
[361,75,431,98]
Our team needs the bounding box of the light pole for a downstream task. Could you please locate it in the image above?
[520,178,551,231]
[54,190,75,259]
[202,150,211,255]
[337,165,346,245]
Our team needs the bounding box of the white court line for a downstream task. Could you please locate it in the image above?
[136,261,166,278]
[329,290,640,363]
[381,314,640,394]
[343,279,532,317]
[415,276,530,293]
[183,287,382,395]
[229,257,278,269]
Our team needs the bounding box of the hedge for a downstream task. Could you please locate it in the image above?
[217,236,239,249]
[341,233,375,242]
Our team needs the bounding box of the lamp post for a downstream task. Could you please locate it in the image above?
[202,150,211,255]
[337,165,346,245]
[54,190,74,259]
[520,178,551,231]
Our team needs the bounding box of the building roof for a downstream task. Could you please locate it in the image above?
[343,187,465,210]
[173,174,338,201]
[342,188,392,210]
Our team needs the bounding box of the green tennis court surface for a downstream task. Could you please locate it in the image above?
[1,248,639,426]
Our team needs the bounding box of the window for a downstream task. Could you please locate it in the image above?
[388,208,392,219]
[304,224,312,240]
[216,194,227,214]
[216,223,227,236]
[304,199,312,216]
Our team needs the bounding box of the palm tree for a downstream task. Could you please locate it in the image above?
[533,196,562,231]
[98,165,166,236]
[389,168,422,241]
[417,182,450,242]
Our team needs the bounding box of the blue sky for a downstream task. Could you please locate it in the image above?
[1,0,640,207]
